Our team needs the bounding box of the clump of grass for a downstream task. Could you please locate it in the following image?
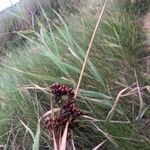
[120,0,150,16]
[0,0,150,149]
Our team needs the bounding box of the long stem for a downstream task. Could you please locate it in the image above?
[74,0,108,98]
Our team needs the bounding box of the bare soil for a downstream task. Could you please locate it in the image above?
[143,11,150,50]
[143,11,150,74]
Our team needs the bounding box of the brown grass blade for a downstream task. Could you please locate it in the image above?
[105,87,129,123]
[134,71,144,119]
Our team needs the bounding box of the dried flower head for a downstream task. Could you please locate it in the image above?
[50,83,75,104]
[43,99,84,131]
[42,83,84,132]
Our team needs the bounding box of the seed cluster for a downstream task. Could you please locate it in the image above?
[50,83,74,103]
[51,83,75,97]
[42,83,84,132]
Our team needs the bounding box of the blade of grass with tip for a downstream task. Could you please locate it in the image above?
[60,121,69,150]
[32,120,41,150]
[19,118,34,141]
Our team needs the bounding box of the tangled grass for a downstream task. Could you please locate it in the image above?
[0,0,149,149]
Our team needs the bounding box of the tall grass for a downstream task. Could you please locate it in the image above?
[0,0,149,149]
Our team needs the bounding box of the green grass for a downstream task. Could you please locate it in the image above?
[0,0,150,149]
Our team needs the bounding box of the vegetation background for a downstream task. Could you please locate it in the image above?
[0,0,150,149]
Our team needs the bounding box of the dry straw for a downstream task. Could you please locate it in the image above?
[74,0,108,98]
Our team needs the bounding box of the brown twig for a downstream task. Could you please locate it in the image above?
[74,0,108,98]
